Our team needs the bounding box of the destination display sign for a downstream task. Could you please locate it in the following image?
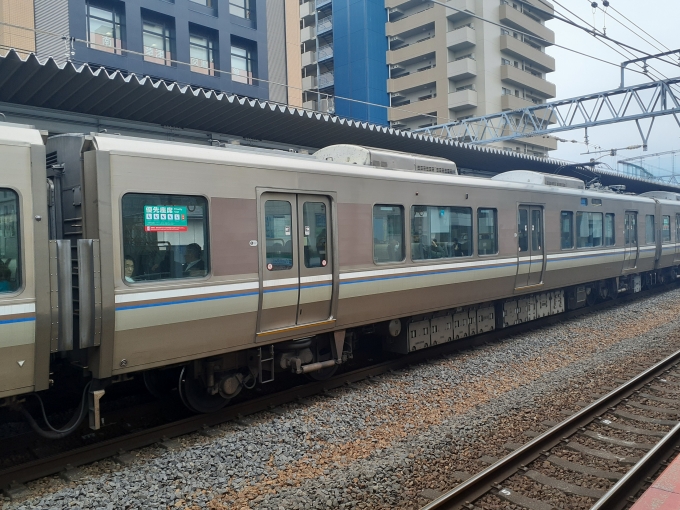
[144,205,188,232]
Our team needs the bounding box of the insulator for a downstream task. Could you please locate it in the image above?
[591,2,598,7]
[602,0,609,5]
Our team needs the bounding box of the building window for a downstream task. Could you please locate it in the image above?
[231,38,256,85]
[189,29,217,76]
[230,0,254,19]
[373,205,405,263]
[121,193,209,282]
[142,15,174,66]
[190,0,213,6]
[86,1,124,54]
[0,189,20,293]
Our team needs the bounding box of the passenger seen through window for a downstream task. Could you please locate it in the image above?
[121,193,209,282]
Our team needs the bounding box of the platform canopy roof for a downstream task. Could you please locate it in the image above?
[0,50,678,195]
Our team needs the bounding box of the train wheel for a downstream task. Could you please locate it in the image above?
[306,335,339,381]
[178,367,229,414]
[586,288,598,307]
[306,364,338,381]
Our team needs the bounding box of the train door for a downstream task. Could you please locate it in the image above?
[675,214,680,263]
[623,211,638,270]
[258,193,333,333]
[515,205,544,289]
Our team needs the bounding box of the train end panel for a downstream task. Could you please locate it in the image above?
[0,124,49,400]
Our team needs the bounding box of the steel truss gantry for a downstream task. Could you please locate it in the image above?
[413,77,680,149]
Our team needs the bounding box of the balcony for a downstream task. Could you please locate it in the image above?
[303,99,317,110]
[522,0,554,20]
[318,44,333,62]
[501,64,556,98]
[302,75,317,90]
[317,16,333,35]
[448,89,477,111]
[501,94,556,123]
[389,96,440,122]
[387,67,437,93]
[500,4,554,45]
[447,57,476,80]
[317,0,331,8]
[301,25,315,43]
[385,0,410,7]
[446,26,475,50]
[500,35,555,72]
[386,7,435,37]
[299,1,315,19]
[318,71,334,89]
[301,50,317,68]
[446,0,475,21]
[387,38,437,65]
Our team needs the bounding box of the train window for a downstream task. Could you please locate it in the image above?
[645,215,655,244]
[560,211,573,249]
[662,215,671,243]
[411,206,472,260]
[302,201,327,268]
[265,200,294,270]
[373,205,405,263]
[518,209,529,253]
[576,212,603,249]
[605,213,616,246]
[477,208,497,255]
[121,193,209,282]
[0,189,20,293]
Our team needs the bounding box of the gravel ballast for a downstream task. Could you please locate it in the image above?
[5,288,680,510]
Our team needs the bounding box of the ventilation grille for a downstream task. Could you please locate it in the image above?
[416,165,456,175]
[46,151,58,168]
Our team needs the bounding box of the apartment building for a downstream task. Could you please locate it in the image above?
[15,0,304,104]
[299,0,390,125]
[0,0,36,57]
[386,0,557,155]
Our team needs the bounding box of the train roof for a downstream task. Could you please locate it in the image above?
[0,123,44,146]
[90,133,666,204]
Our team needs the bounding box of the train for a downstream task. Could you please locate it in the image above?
[1,123,679,436]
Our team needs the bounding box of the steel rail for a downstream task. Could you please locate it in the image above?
[0,285,672,493]
[421,347,680,510]
[591,422,680,510]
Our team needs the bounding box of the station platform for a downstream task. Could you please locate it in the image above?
[630,452,680,509]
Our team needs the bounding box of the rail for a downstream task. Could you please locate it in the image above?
[421,344,680,510]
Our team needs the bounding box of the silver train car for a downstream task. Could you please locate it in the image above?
[2,124,680,430]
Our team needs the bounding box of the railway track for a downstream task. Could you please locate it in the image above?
[0,285,674,500]
[421,344,680,510]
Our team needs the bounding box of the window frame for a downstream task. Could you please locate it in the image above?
[645,214,655,245]
[141,14,174,67]
[230,38,256,85]
[575,211,604,249]
[0,187,22,295]
[120,192,211,285]
[189,28,218,76]
[410,205,474,261]
[372,204,405,265]
[662,215,671,244]
[86,1,124,55]
[560,211,574,250]
[477,207,498,256]
[229,0,254,19]
[604,213,616,246]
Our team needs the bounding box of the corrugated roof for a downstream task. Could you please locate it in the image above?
[0,49,678,194]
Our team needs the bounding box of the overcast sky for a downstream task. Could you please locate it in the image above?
[546,0,679,172]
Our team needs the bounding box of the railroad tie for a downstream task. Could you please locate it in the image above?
[654,378,680,389]
[525,470,606,498]
[581,430,655,450]
[598,419,667,437]
[637,392,680,405]
[496,487,556,510]
[546,455,622,481]
[649,384,680,394]
[626,401,680,416]
[563,440,640,465]
[612,409,678,426]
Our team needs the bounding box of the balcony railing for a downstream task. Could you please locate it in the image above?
[318,44,333,61]
[317,0,332,8]
[318,71,334,89]
[317,16,333,35]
